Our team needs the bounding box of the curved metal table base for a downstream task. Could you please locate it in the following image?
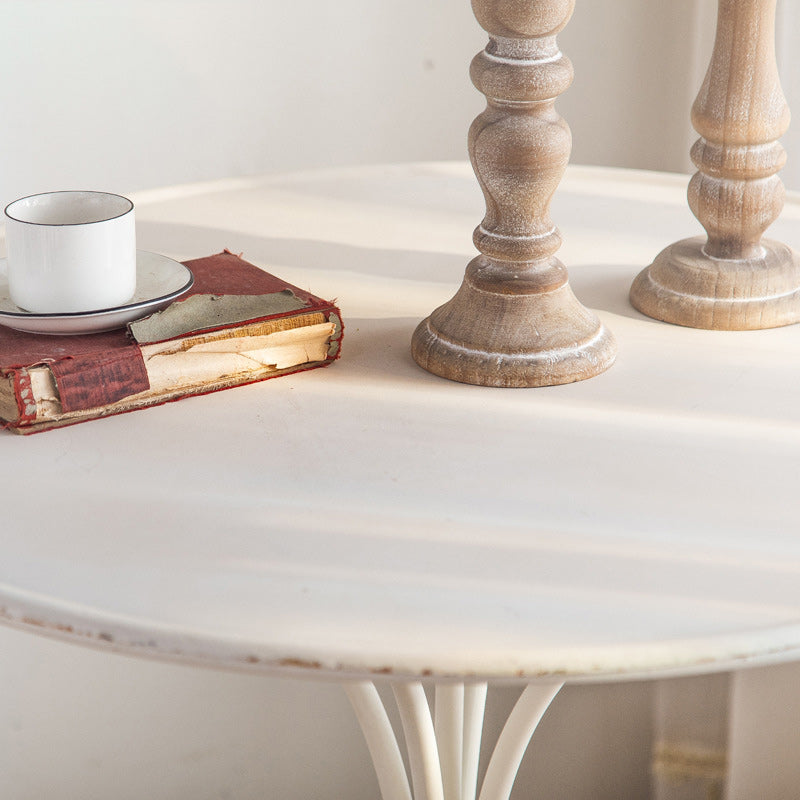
[345,680,563,800]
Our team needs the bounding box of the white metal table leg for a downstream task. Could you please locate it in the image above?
[346,680,563,800]
[462,683,488,800]
[393,682,444,800]
[478,683,562,800]
[435,684,464,800]
[344,682,413,800]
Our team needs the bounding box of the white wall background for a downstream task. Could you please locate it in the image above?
[2,2,800,798]
[0,0,799,210]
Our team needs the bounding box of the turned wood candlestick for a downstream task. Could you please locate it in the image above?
[411,0,616,387]
[630,0,800,330]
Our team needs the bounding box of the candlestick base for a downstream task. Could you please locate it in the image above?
[412,257,616,388]
[630,236,800,330]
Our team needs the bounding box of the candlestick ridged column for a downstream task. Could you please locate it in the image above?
[630,0,800,330]
[411,0,616,387]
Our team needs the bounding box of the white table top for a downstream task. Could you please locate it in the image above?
[3,162,800,684]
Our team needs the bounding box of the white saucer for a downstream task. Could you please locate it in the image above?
[0,251,194,335]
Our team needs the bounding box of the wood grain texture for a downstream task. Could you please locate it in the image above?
[411,0,615,387]
[630,0,800,330]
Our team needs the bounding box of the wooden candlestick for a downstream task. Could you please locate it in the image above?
[411,0,616,387]
[630,0,800,330]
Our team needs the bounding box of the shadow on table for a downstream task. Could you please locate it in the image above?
[138,221,655,325]
[136,221,468,284]
[335,316,430,384]
[570,263,661,323]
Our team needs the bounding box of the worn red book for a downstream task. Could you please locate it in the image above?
[0,251,343,433]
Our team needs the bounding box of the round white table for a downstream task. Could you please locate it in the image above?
[3,163,800,800]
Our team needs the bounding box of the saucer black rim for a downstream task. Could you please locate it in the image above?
[0,251,194,320]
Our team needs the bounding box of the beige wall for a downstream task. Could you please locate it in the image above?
[561,0,714,176]
[563,1,800,191]
[1,0,798,206]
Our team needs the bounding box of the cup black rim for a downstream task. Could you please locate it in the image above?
[4,190,134,226]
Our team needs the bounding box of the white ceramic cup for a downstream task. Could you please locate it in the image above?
[4,190,136,313]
